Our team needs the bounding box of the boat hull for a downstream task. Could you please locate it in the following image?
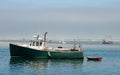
[87,57,102,61]
[10,44,48,58]
[49,51,83,59]
[10,44,84,59]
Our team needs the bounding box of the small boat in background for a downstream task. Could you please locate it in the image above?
[102,35,113,44]
[102,40,113,44]
[87,56,102,61]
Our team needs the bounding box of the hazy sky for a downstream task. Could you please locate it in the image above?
[0,0,120,39]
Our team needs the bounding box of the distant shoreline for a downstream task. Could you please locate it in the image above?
[0,39,120,42]
[0,42,9,46]
[0,39,120,47]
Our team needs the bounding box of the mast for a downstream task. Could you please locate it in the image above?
[42,32,47,47]
[36,35,39,41]
[73,39,76,50]
[44,32,47,42]
[42,32,47,48]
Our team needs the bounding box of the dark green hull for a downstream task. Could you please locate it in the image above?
[9,43,84,59]
[49,51,83,59]
[10,44,48,58]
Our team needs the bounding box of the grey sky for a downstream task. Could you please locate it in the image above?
[0,0,120,39]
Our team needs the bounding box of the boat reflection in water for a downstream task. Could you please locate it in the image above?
[9,57,84,70]
[9,57,49,70]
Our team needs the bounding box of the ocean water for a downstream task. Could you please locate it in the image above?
[0,41,120,75]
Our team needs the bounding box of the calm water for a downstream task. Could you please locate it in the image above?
[0,41,120,75]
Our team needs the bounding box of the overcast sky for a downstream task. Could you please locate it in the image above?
[0,0,120,39]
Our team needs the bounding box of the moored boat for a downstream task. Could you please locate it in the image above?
[87,56,102,61]
[102,40,113,44]
[9,32,84,59]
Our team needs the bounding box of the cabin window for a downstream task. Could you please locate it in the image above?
[36,41,39,46]
[58,46,63,48]
[33,41,35,46]
[40,42,42,46]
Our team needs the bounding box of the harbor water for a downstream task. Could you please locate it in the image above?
[0,41,120,75]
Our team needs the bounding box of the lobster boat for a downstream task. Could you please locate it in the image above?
[9,32,84,59]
